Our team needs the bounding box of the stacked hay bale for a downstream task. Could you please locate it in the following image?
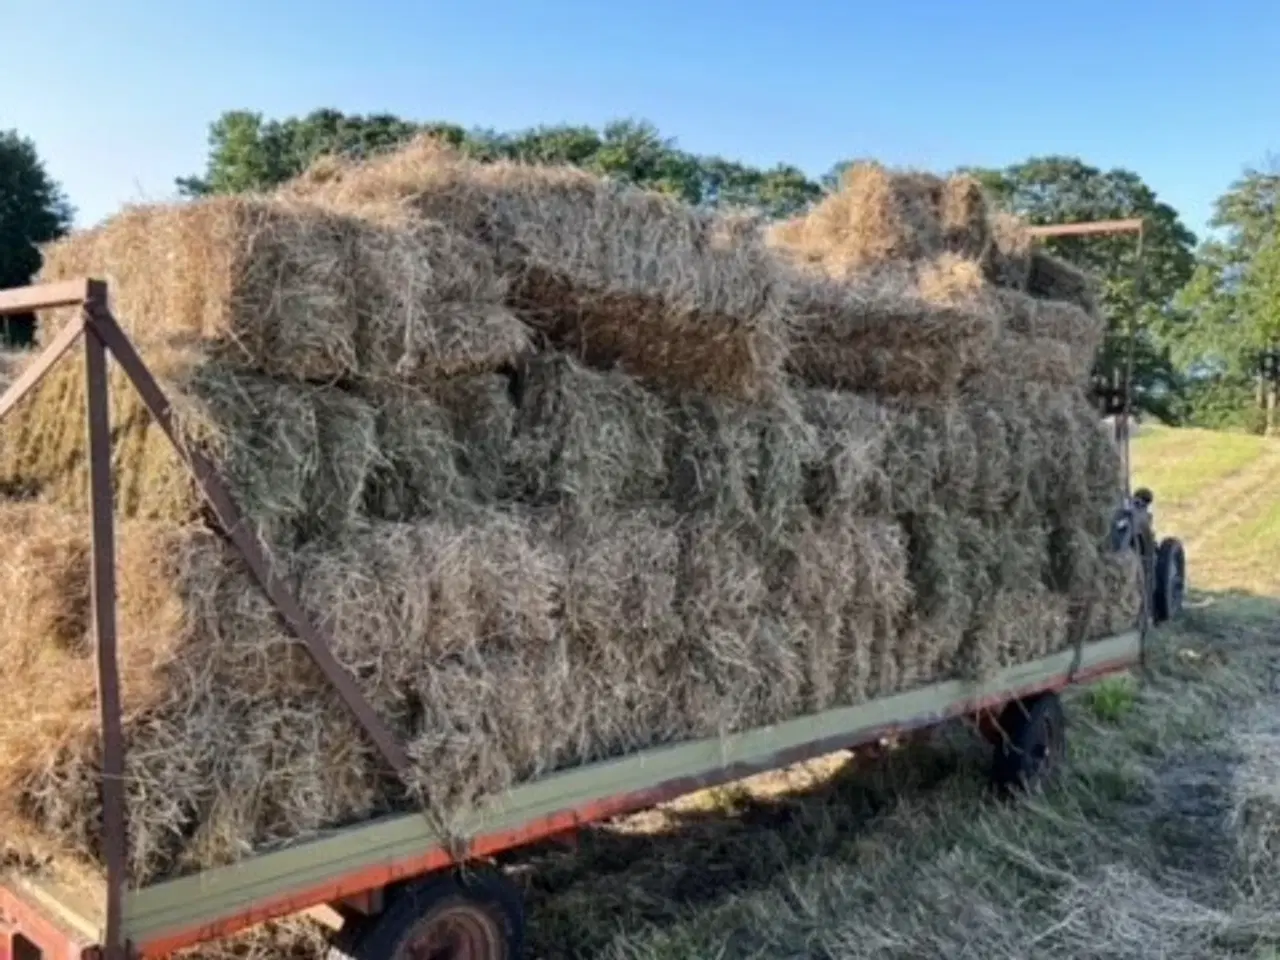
[769,162,1139,685]
[0,142,1137,889]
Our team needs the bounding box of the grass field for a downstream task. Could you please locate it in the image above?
[204,425,1280,959]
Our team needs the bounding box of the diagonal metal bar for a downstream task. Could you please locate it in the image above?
[86,305,413,777]
[0,278,93,317]
[0,313,86,423]
[83,282,129,960]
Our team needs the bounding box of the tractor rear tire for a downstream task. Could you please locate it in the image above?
[1153,537,1187,624]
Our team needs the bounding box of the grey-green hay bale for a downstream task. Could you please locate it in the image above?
[667,392,816,538]
[958,587,1071,680]
[797,390,892,516]
[428,374,517,503]
[786,511,912,707]
[676,519,806,735]
[348,218,534,381]
[556,509,687,759]
[986,212,1033,290]
[507,354,670,515]
[362,388,472,522]
[1029,250,1101,313]
[782,265,1000,398]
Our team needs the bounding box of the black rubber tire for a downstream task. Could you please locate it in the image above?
[991,692,1066,794]
[330,870,525,960]
[1153,537,1186,624]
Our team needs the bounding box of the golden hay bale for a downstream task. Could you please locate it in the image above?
[36,198,530,384]
[782,264,1000,398]
[0,354,382,551]
[0,503,90,656]
[767,166,989,275]
[286,137,788,401]
[986,212,1033,290]
[940,175,992,260]
[791,164,946,271]
[507,355,671,515]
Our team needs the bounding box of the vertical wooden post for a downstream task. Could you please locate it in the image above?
[84,282,129,960]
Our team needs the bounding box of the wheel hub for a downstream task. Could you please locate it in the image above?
[403,902,505,960]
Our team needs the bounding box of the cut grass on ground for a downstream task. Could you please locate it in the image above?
[1133,425,1280,596]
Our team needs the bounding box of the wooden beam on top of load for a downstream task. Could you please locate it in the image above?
[1026,218,1145,239]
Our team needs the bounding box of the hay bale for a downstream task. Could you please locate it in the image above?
[784,512,912,707]
[0,356,381,550]
[286,138,788,401]
[666,391,816,538]
[506,355,671,515]
[940,175,992,260]
[557,509,686,758]
[675,519,805,734]
[766,165,989,275]
[797,390,891,516]
[986,212,1033,290]
[362,388,472,521]
[783,164,946,272]
[427,374,517,503]
[959,587,1071,680]
[1028,249,1100,313]
[782,265,1000,398]
[36,198,530,385]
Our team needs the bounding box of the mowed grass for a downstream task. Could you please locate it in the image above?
[1133,425,1280,596]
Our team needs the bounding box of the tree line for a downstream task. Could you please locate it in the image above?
[3,108,1278,431]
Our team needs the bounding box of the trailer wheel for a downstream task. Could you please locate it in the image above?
[991,692,1065,794]
[1153,537,1186,624]
[331,870,524,960]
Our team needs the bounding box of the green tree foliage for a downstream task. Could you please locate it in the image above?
[178,111,823,218]
[1174,164,1280,431]
[0,130,73,346]
[969,157,1197,422]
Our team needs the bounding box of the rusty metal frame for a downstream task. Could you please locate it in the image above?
[0,279,413,960]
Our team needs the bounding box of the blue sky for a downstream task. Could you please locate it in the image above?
[6,0,1278,237]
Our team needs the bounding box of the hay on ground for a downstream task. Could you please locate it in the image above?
[286,137,788,400]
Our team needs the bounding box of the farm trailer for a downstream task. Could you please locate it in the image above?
[0,277,1178,960]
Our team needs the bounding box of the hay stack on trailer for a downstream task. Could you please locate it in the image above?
[0,142,1138,889]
